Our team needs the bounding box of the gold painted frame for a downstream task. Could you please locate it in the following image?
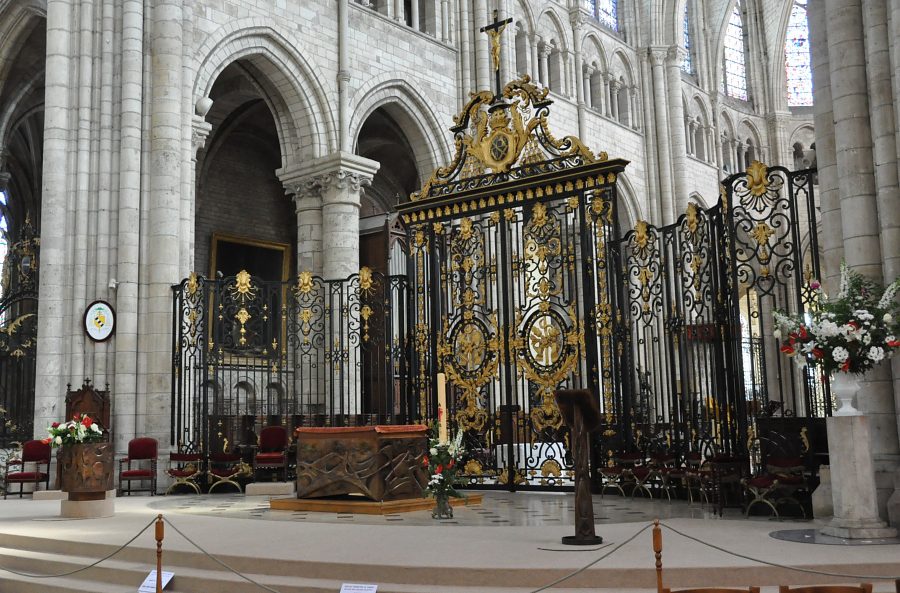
[209,233,291,282]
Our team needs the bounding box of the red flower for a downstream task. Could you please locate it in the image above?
[422,455,429,467]
[841,360,851,372]
[82,416,93,428]
[849,321,860,330]
[798,326,808,340]
[448,458,455,469]
[51,422,59,428]
[888,340,900,348]
[780,345,795,355]
[436,464,443,474]
[812,348,824,359]
[41,437,52,445]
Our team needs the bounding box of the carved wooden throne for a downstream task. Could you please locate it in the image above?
[65,378,111,433]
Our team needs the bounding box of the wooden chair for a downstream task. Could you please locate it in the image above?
[4,440,51,499]
[777,586,873,593]
[663,588,760,593]
[118,437,158,495]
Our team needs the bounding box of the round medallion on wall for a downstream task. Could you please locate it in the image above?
[84,300,116,342]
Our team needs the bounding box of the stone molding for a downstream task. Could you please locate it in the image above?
[191,116,212,157]
[279,150,380,203]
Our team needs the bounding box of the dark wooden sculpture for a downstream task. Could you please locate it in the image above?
[555,389,603,545]
[294,425,428,501]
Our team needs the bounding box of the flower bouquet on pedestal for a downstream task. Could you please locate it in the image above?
[45,414,113,500]
[774,263,900,415]
[44,414,104,448]
[422,429,465,519]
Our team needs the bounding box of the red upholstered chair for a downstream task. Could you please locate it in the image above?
[4,440,51,499]
[118,437,158,496]
[208,452,251,493]
[165,452,203,495]
[254,425,288,482]
[743,456,807,519]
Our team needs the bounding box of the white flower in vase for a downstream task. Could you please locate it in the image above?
[867,346,885,362]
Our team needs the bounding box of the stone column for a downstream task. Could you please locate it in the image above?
[600,72,615,117]
[35,0,76,438]
[687,121,696,156]
[649,48,675,226]
[409,0,419,30]
[538,44,550,91]
[825,0,898,522]
[638,50,661,224]
[440,0,450,42]
[571,10,585,139]
[144,0,184,445]
[473,0,489,90]
[583,66,593,109]
[809,0,842,289]
[112,0,145,452]
[630,86,639,130]
[393,0,403,22]
[666,47,688,215]
[530,35,541,86]
[610,79,620,121]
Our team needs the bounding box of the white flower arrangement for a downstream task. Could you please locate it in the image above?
[774,263,900,375]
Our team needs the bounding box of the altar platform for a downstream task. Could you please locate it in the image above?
[0,491,897,593]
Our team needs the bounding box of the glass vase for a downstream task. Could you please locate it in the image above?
[431,493,453,519]
[831,372,861,416]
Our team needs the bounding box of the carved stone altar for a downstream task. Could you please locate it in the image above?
[293,425,429,501]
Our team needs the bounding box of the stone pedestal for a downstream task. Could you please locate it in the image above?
[246,481,296,496]
[811,465,833,519]
[821,416,897,538]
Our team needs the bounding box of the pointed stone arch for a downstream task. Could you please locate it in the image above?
[349,76,449,186]
[193,21,337,165]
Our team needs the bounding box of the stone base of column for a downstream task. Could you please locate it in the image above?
[820,517,896,539]
[810,465,833,519]
[887,468,900,528]
[823,416,897,538]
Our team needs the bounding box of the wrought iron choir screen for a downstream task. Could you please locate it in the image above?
[171,268,410,454]
[397,76,630,490]
[613,163,824,460]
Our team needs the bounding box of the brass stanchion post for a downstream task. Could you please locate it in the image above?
[155,514,164,593]
[653,519,662,593]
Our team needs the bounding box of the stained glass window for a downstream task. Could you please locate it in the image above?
[584,0,596,13]
[785,0,812,106]
[682,1,693,74]
[597,0,618,31]
[723,3,748,100]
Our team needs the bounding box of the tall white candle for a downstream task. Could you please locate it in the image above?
[437,372,448,444]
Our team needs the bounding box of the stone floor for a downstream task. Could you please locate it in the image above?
[148,489,746,527]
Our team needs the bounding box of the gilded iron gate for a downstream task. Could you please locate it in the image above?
[0,216,39,447]
[171,269,409,454]
[612,164,824,458]
[398,77,627,490]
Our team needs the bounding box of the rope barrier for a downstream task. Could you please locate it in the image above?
[0,516,157,578]
[528,522,654,593]
[0,509,897,592]
[659,521,900,581]
[161,516,286,593]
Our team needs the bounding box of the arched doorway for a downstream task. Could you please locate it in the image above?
[195,61,295,282]
[355,106,421,276]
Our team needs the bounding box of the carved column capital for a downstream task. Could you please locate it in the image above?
[648,47,668,67]
[569,8,584,30]
[667,45,686,68]
[191,115,212,157]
